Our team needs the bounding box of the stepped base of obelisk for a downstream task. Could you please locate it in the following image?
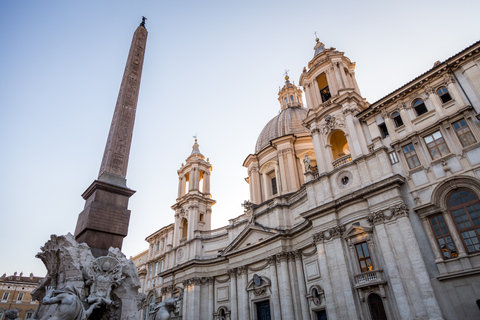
[31,233,144,320]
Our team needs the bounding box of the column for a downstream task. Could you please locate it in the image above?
[382,110,397,141]
[204,171,211,194]
[420,217,444,262]
[351,71,361,96]
[441,211,468,258]
[238,267,250,320]
[268,256,282,320]
[326,68,339,97]
[228,269,238,320]
[294,251,310,320]
[312,79,322,107]
[314,235,337,319]
[304,84,314,110]
[311,127,326,174]
[177,176,183,198]
[277,151,289,193]
[287,254,301,319]
[446,76,465,107]
[182,280,189,318]
[374,222,413,319]
[344,113,363,158]
[277,252,294,319]
[425,87,445,117]
[397,214,443,319]
[338,63,349,89]
[208,278,214,320]
[399,103,415,133]
[333,63,344,90]
[192,278,201,319]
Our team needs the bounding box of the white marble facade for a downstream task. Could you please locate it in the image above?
[134,40,480,319]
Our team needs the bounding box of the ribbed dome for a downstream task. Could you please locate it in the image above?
[255,106,309,152]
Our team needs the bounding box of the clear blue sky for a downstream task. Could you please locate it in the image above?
[1,0,479,277]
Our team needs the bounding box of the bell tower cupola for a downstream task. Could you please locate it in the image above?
[172,139,215,245]
[299,38,362,110]
[278,73,304,110]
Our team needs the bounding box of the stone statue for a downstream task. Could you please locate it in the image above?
[5,309,20,320]
[150,298,176,320]
[84,256,125,307]
[304,154,312,172]
[41,285,100,320]
[32,234,145,320]
[150,292,182,320]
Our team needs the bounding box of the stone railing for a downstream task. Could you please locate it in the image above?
[353,269,385,289]
[332,154,352,169]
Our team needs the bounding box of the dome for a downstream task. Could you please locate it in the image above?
[255,106,309,152]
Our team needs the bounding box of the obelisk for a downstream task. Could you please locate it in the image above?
[74,18,148,257]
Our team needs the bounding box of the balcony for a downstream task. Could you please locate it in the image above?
[332,154,352,169]
[353,269,386,289]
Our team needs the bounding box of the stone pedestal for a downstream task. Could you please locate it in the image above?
[74,178,135,257]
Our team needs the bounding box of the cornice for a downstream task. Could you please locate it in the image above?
[357,40,480,120]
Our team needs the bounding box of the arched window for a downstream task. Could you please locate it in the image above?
[148,296,155,315]
[368,294,387,320]
[437,87,452,103]
[449,190,480,253]
[330,130,350,160]
[413,99,428,116]
[220,309,226,320]
[290,95,294,104]
[181,219,188,239]
[392,112,404,127]
[317,73,331,103]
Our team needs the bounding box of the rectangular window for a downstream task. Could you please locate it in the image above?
[378,123,389,138]
[160,260,164,273]
[271,177,277,195]
[453,120,476,147]
[424,131,450,159]
[162,238,165,248]
[156,242,159,252]
[26,313,33,319]
[149,265,153,279]
[388,151,399,164]
[17,292,24,301]
[2,292,9,300]
[355,242,374,272]
[154,262,158,277]
[429,214,458,259]
[403,144,420,169]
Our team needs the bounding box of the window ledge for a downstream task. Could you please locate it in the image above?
[429,152,456,166]
[461,141,480,153]
[408,165,425,175]
[437,266,480,281]
[412,109,436,125]
[441,98,455,106]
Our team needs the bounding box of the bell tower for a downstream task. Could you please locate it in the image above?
[172,139,216,246]
[300,39,369,174]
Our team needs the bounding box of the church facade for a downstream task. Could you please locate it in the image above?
[135,39,480,320]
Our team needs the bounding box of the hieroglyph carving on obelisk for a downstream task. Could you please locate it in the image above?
[98,22,147,180]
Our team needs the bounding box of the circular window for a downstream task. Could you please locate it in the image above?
[337,171,353,189]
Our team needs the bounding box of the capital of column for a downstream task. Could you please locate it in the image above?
[227,268,237,278]
[237,266,248,276]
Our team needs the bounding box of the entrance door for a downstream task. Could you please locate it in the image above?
[368,294,388,320]
[316,310,328,320]
[256,300,271,320]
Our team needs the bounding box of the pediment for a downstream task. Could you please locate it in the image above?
[223,225,277,254]
[343,225,372,239]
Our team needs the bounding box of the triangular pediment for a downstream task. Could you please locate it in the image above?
[343,225,372,239]
[223,225,277,254]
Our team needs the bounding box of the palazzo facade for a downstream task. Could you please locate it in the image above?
[134,39,480,319]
